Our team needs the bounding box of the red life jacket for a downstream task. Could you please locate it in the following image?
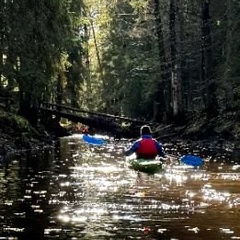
[136,138,158,159]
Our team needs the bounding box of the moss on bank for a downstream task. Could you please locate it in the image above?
[0,110,51,154]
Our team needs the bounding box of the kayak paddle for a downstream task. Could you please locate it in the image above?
[180,154,204,166]
[168,154,204,167]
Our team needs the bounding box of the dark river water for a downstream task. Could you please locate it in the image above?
[0,134,240,240]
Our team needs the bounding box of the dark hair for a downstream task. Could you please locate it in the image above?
[140,125,152,135]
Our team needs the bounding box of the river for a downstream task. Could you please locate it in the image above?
[0,134,240,240]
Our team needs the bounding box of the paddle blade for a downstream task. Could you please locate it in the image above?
[82,134,105,146]
[180,155,203,166]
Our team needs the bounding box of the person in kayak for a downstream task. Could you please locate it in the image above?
[125,125,166,159]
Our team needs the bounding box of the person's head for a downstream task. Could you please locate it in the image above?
[140,125,152,135]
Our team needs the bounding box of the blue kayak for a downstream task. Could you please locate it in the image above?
[126,158,163,175]
[82,134,105,146]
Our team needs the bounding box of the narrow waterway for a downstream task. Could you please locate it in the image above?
[0,134,240,240]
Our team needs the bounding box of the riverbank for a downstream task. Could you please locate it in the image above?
[153,113,240,162]
[0,108,240,158]
[0,110,54,155]
[154,112,240,142]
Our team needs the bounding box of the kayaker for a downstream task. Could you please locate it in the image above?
[82,128,89,134]
[125,125,166,159]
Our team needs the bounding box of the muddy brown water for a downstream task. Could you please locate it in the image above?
[0,134,240,240]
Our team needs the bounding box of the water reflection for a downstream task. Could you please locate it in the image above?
[0,135,240,239]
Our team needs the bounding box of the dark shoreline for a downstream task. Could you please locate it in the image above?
[0,109,240,162]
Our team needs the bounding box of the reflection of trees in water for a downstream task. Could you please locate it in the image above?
[0,150,56,239]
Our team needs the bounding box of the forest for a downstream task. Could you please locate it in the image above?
[0,0,240,142]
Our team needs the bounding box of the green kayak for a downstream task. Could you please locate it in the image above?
[126,158,163,175]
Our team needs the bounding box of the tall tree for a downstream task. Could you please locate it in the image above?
[152,0,170,121]
[169,0,183,119]
[0,0,81,124]
[65,0,86,108]
[201,0,218,119]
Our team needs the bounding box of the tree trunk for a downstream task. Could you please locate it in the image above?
[223,0,234,110]
[18,89,39,126]
[90,20,103,80]
[152,0,171,122]
[169,0,182,119]
[201,0,218,119]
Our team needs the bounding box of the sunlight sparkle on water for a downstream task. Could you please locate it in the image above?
[58,214,71,223]
[44,228,62,235]
[201,184,231,202]
[71,165,121,173]
[220,228,234,234]
[58,213,88,223]
[74,207,106,215]
[157,228,167,233]
[190,172,208,180]
[58,204,108,224]
[4,200,13,206]
[112,214,148,222]
[165,173,188,185]
[232,165,240,170]
[218,173,240,180]
[185,190,196,198]
[60,181,71,187]
[3,227,24,232]
[187,227,200,233]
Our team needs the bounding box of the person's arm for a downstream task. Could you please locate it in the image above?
[125,141,140,156]
[154,141,165,158]
[154,140,173,163]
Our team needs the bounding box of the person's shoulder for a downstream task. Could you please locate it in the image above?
[132,138,142,147]
[135,137,142,142]
[128,138,141,147]
[153,138,162,144]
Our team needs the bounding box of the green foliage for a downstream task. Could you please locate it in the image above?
[0,0,88,118]
[0,111,33,134]
[1,0,240,125]
[84,0,160,119]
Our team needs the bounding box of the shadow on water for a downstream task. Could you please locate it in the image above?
[0,135,240,239]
